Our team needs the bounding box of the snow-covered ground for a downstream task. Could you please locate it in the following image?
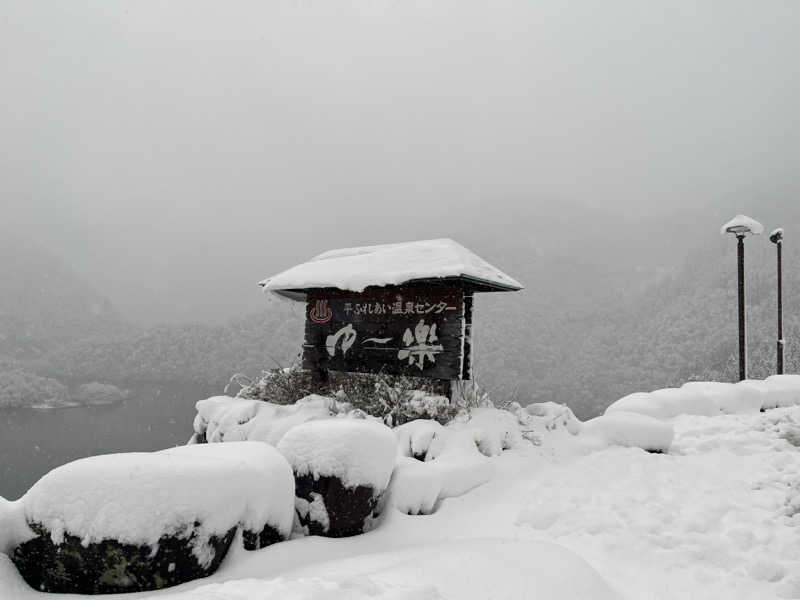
[3,402,800,600]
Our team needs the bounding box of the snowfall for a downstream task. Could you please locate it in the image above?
[3,377,800,600]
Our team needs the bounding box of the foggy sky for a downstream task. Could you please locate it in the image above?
[2,1,799,324]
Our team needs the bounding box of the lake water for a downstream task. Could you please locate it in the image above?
[0,383,214,500]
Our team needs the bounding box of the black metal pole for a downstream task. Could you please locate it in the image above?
[777,240,784,374]
[737,234,747,381]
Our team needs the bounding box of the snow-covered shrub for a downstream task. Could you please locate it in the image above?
[236,364,460,425]
[277,419,396,537]
[581,411,674,453]
[9,442,294,593]
[235,367,316,406]
[191,394,344,446]
[390,457,444,515]
[764,375,800,409]
[521,402,582,435]
[395,419,444,461]
[459,407,524,457]
[607,377,800,419]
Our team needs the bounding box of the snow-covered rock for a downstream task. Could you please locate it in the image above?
[278,419,397,537]
[10,442,295,593]
[581,411,674,453]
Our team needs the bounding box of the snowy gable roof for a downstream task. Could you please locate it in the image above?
[260,238,523,300]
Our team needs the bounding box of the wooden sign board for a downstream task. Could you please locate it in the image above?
[302,286,466,380]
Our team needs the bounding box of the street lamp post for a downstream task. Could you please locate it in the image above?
[721,215,764,381]
[770,228,785,374]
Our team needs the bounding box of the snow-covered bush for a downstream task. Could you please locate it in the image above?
[605,377,800,419]
[8,442,294,593]
[521,402,583,435]
[277,419,396,537]
[581,411,674,453]
[191,394,345,446]
[763,375,800,409]
[236,365,463,425]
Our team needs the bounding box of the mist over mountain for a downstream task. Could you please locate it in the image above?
[2,185,798,417]
[0,234,129,362]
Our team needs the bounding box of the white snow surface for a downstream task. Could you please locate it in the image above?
[5,406,800,599]
[720,214,765,235]
[259,238,522,297]
[19,442,294,565]
[157,539,620,600]
[277,419,397,489]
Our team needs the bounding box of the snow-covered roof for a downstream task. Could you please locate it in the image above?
[720,215,764,236]
[260,238,523,300]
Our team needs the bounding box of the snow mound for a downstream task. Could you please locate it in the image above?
[606,377,800,419]
[260,238,522,299]
[22,441,294,564]
[277,419,397,490]
[193,395,337,446]
[581,411,674,452]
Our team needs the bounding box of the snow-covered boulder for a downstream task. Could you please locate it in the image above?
[9,442,294,594]
[192,394,336,445]
[581,411,674,453]
[277,419,396,537]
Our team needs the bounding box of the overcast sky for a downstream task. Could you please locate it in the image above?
[2,1,799,324]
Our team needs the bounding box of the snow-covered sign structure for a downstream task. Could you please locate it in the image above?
[260,239,522,385]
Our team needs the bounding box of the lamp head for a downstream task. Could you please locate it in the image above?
[720,215,764,237]
[770,228,784,244]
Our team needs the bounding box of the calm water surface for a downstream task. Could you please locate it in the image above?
[0,383,213,500]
